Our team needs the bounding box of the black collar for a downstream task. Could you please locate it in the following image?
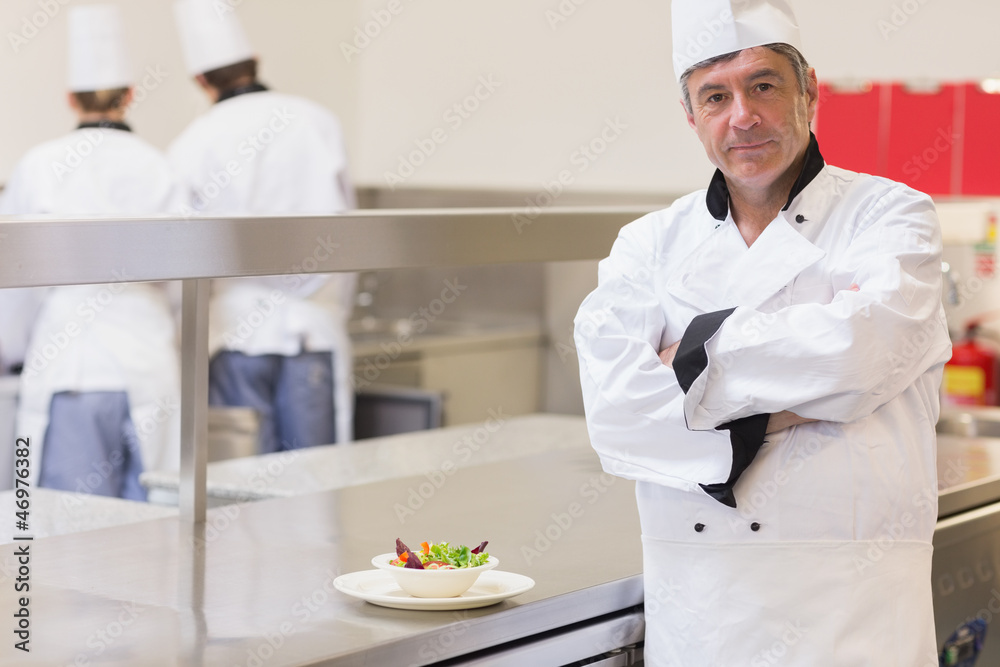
[77,120,131,132]
[705,133,826,222]
[216,82,269,104]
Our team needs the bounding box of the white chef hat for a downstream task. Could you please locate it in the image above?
[67,5,132,92]
[174,0,255,76]
[671,0,802,83]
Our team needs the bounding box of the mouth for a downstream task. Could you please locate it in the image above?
[728,140,773,152]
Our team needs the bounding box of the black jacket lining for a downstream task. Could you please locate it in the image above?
[217,82,269,104]
[705,132,826,222]
[674,309,770,509]
[77,120,131,132]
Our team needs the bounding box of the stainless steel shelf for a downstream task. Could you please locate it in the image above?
[0,207,651,288]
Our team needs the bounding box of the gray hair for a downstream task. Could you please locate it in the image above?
[680,43,811,115]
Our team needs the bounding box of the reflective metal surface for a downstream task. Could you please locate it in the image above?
[937,407,1000,439]
[0,489,176,543]
[937,434,1000,518]
[141,414,591,503]
[180,279,210,523]
[937,408,1000,519]
[0,446,642,666]
[933,501,1000,665]
[933,414,1000,661]
[446,610,644,666]
[0,208,649,289]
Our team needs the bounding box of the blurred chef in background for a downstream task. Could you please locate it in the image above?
[169,0,356,453]
[1,5,182,500]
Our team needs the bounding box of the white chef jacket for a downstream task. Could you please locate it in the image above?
[575,137,951,665]
[168,88,356,444]
[1,126,183,478]
[0,288,44,373]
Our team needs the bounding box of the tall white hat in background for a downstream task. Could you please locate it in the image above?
[174,0,255,75]
[671,0,802,82]
[67,5,132,92]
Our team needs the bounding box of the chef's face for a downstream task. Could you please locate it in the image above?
[684,47,818,194]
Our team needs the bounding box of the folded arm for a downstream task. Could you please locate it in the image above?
[574,220,763,504]
[678,189,951,431]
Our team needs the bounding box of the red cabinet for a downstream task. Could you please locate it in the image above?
[814,83,886,177]
[814,80,1000,196]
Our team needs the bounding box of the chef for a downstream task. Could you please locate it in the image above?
[2,5,182,500]
[574,0,951,663]
[169,0,356,453]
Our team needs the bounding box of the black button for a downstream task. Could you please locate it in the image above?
[694,523,705,533]
[795,214,806,224]
[750,522,761,532]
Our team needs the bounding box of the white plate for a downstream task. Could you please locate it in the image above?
[334,569,535,610]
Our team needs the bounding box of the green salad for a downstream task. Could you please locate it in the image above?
[390,539,490,570]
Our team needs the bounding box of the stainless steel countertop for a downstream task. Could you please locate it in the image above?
[0,446,642,666]
[0,489,176,544]
[141,414,591,502]
[937,434,1000,518]
[140,412,1000,522]
[140,411,1000,516]
[9,418,999,664]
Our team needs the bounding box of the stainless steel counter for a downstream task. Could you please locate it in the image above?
[933,417,1000,663]
[11,418,1000,664]
[937,434,1000,518]
[0,489,176,544]
[141,414,591,505]
[0,446,642,666]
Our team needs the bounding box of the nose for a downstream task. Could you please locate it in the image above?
[729,92,760,131]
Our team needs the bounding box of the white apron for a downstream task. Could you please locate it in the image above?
[18,283,181,479]
[168,90,356,443]
[575,160,951,664]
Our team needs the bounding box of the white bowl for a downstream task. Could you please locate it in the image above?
[371,552,499,598]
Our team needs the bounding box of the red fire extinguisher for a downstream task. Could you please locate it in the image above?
[943,324,998,406]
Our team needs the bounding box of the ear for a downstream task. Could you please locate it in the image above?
[804,67,819,124]
[681,98,696,130]
[194,73,218,102]
[121,87,135,110]
[67,91,79,112]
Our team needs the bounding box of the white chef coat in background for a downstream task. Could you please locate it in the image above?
[0,288,45,374]
[575,157,951,664]
[1,126,182,486]
[168,88,356,445]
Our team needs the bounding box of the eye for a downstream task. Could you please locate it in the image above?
[707,93,725,104]
[756,83,774,92]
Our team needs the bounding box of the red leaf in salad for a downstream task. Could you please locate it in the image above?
[403,548,425,570]
[395,538,409,557]
[471,541,489,555]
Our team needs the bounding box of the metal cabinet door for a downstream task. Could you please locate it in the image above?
[934,500,1000,665]
[446,608,644,667]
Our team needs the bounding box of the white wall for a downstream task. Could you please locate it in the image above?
[352,0,1000,193]
[4,1,999,192]
[0,0,361,182]
[354,0,692,193]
